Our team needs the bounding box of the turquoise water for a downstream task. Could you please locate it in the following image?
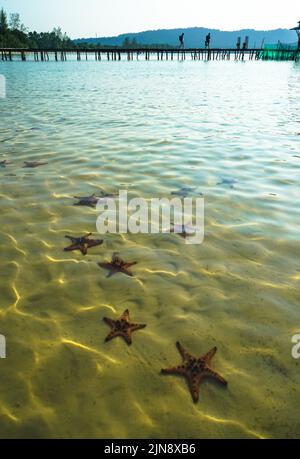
[0,60,300,439]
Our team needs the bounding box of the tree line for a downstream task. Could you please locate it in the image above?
[0,8,73,49]
[121,37,175,49]
[0,8,175,50]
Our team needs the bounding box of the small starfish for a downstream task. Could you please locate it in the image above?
[161,342,227,403]
[169,223,195,239]
[74,194,101,208]
[171,186,196,198]
[0,160,11,168]
[64,233,103,256]
[103,309,146,345]
[23,161,48,168]
[98,252,137,277]
[74,192,115,208]
[217,178,237,189]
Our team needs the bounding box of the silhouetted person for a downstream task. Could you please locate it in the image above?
[242,36,249,50]
[236,37,241,50]
[205,33,211,49]
[179,33,185,49]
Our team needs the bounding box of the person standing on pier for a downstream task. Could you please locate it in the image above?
[179,33,185,49]
[205,33,211,49]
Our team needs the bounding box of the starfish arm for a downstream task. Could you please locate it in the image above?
[64,243,80,252]
[130,323,147,332]
[161,365,186,376]
[122,332,133,346]
[121,268,134,277]
[87,239,103,249]
[80,245,88,256]
[104,331,118,342]
[202,347,218,364]
[204,368,227,386]
[98,262,115,275]
[103,317,116,328]
[187,374,203,403]
[125,261,138,268]
[112,253,120,262]
[121,310,130,321]
[176,342,193,362]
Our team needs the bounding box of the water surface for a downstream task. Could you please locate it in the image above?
[0,60,299,439]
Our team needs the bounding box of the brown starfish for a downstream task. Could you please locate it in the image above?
[161,342,227,403]
[64,233,103,256]
[74,194,101,208]
[98,252,137,277]
[103,309,146,345]
[74,191,116,208]
[23,161,48,168]
[171,186,196,198]
[168,222,199,239]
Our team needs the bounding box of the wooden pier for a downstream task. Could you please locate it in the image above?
[0,48,299,62]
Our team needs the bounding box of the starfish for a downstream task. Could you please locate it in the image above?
[161,342,227,403]
[23,161,48,168]
[74,191,116,208]
[98,252,137,277]
[171,186,196,198]
[64,233,103,256]
[0,160,11,168]
[217,178,237,189]
[169,223,195,239]
[74,193,101,208]
[103,309,146,345]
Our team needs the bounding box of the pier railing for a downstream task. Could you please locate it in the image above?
[1,48,299,62]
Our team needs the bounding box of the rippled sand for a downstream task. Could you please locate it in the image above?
[0,60,300,439]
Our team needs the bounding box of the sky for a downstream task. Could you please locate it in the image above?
[1,0,299,38]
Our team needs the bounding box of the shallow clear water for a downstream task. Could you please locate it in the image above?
[0,60,300,439]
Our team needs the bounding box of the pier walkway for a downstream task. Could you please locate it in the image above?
[1,48,299,62]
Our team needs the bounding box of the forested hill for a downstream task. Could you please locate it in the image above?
[75,27,296,48]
